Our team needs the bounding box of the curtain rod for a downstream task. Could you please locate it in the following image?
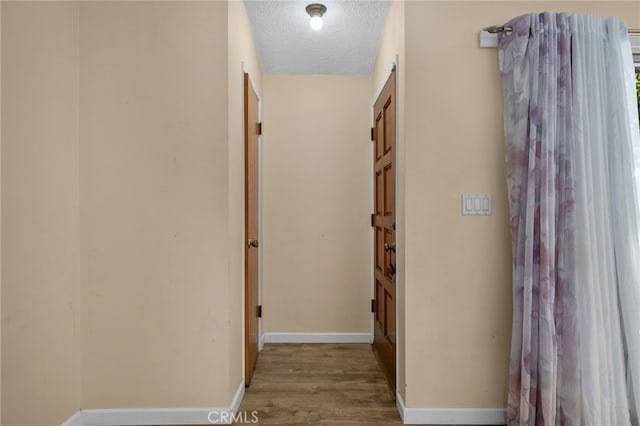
[483,25,513,34]
[484,25,640,35]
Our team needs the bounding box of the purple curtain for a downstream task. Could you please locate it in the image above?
[498,13,579,425]
[499,12,640,426]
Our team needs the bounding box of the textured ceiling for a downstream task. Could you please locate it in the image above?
[244,0,391,75]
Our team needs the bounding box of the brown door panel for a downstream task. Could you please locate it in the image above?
[372,68,396,390]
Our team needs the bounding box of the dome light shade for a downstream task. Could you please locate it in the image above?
[305,3,327,31]
[310,15,323,30]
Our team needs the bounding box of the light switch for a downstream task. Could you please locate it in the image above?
[462,193,492,216]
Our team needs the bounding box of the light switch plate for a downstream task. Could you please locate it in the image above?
[462,193,492,216]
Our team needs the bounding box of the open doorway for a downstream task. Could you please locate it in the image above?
[240,67,402,423]
[241,1,402,422]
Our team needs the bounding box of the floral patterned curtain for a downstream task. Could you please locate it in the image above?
[499,13,640,426]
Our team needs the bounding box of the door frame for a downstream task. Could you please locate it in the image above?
[370,56,401,397]
[242,63,263,385]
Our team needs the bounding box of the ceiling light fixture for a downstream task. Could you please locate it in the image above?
[305,3,327,31]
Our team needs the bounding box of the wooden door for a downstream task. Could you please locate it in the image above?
[244,73,260,386]
[372,68,396,391]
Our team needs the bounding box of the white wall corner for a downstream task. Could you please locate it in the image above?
[262,332,371,344]
[61,381,246,426]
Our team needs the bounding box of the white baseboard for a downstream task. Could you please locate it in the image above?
[61,411,84,426]
[262,332,372,344]
[80,408,228,425]
[62,381,245,426]
[396,393,506,425]
[229,379,245,417]
[259,333,265,350]
[396,391,406,422]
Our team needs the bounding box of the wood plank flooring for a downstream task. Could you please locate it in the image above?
[236,343,403,425]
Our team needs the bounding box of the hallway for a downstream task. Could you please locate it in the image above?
[236,344,402,425]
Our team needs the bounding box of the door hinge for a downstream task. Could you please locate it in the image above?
[258,122,263,135]
[370,127,374,141]
[258,305,262,318]
[371,299,375,313]
[371,213,375,227]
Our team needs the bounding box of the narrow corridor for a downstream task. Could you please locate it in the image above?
[236,344,402,425]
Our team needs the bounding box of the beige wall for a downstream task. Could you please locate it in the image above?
[1,1,260,422]
[1,3,81,425]
[371,0,406,402]
[402,0,640,409]
[262,75,372,334]
[228,0,263,393]
[79,1,232,408]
